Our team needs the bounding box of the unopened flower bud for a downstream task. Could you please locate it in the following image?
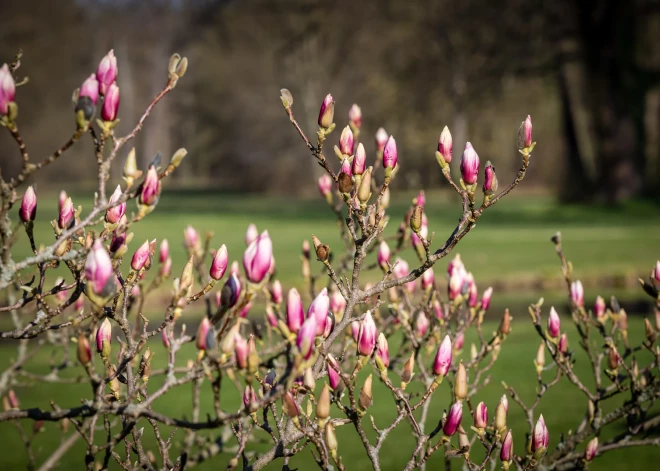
[375,332,390,370]
[454,362,467,400]
[517,115,533,149]
[243,230,273,283]
[357,311,377,356]
[326,422,338,455]
[318,174,333,202]
[247,335,259,374]
[96,50,118,96]
[571,280,584,307]
[535,342,545,374]
[438,126,453,164]
[353,143,366,175]
[483,161,498,194]
[131,240,151,271]
[401,352,415,385]
[383,136,398,176]
[410,206,423,234]
[594,295,606,320]
[460,142,480,186]
[318,94,335,129]
[337,172,353,194]
[19,185,37,223]
[308,288,329,336]
[474,401,488,429]
[357,167,372,206]
[58,194,75,230]
[500,430,513,464]
[195,317,212,351]
[359,374,373,412]
[296,315,317,360]
[316,383,331,422]
[234,334,248,369]
[282,391,300,418]
[77,334,92,365]
[101,82,120,122]
[532,415,549,458]
[210,245,229,280]
[339,126,354,155]
[584,437,598,462]
[608,345,620,370]
[494,398,507,433]
[96,318,112,360]
[348,103,362,129]
[443,401,463,437]
[0,64,16,117]
[414,311,429,338]
[433,335,453,377]
[327,355,341,391]
[499,309,512,335]
[311,234,330,262]
[140,166,161,207]
[558,333,569,355]
[548,307,560,338]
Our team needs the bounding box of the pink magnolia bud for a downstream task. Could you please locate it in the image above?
[443,402,463,437]
[230,260,239,275]
[265,305,279,327]
[282,391,300,418]
[393,258,408,279]
[421,267,435,290]
[548,307,560,338]
[375,127,388,151]
[348,103,362,129]
[245,224,258,246]
[376,332,390,368]
[85,239,116,298]
[330,290,346,317]
[234,333,248,369]
[353,143,367,175]
[96,50,118,96]
[183,225,200,252]
[162,328,170,348]
[339,126,354,155]
[243,230,273,283]
[448,266,465,301]
[433,300,445,320]
[58,194,74,230]
[296,315,317,360]
[594,295,606,319]
[74,297,84,311]
[131,240,151,271]
[101,82,120,121]
[270,280,283,304]
[79,74,99,105]
[481,287,493,311]
[308,288,330,336]
[383,136,398,171]
[339,157,352,178]
[196,317,212,351]
[239,301,252,318]
[286,288,305,332]
[468,281,479,308]
[558,333,569,354]
[318,93,334,128]
[243,384,257,409]
[96,317,112,356]
[483,161,498,194]
[318,174,333,199]
[357,311,377,356]
[460,142,480,185]
[571,280,584,307]
[0,64,16,116]
[105,185,126,224]
[532,415,549,453]
[19,185,37,223]
[140,166,161,206]
[433,335,452,376]
[474,401,488,429]
[327,355,341,390]
[438,126,453,163]
[219,273,241,310]
[454,332,464,351]
[159,239,169,263]
[414,190,426,209]
[584,437,598,462]
[500,430,513,462]
[522,115,533,148]
[414,311,429,338]
[447,254,463,276]
[377,241,391,271]
[210,245,229,280]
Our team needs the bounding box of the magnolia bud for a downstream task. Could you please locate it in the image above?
[316,383,331,423]
[318,94,334,129]
[358,374,373,412]
[77,334,92,365]
[454,362,467,400]
[460,142,480,186]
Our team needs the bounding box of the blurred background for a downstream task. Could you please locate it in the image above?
[1,0,660,202]
[2,2,660,470]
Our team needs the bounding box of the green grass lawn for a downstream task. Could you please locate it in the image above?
[2,190,659,469]
[1,321,657,470]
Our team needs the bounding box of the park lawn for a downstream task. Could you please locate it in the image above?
[0,319,657,470]
[7,189,660,301]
